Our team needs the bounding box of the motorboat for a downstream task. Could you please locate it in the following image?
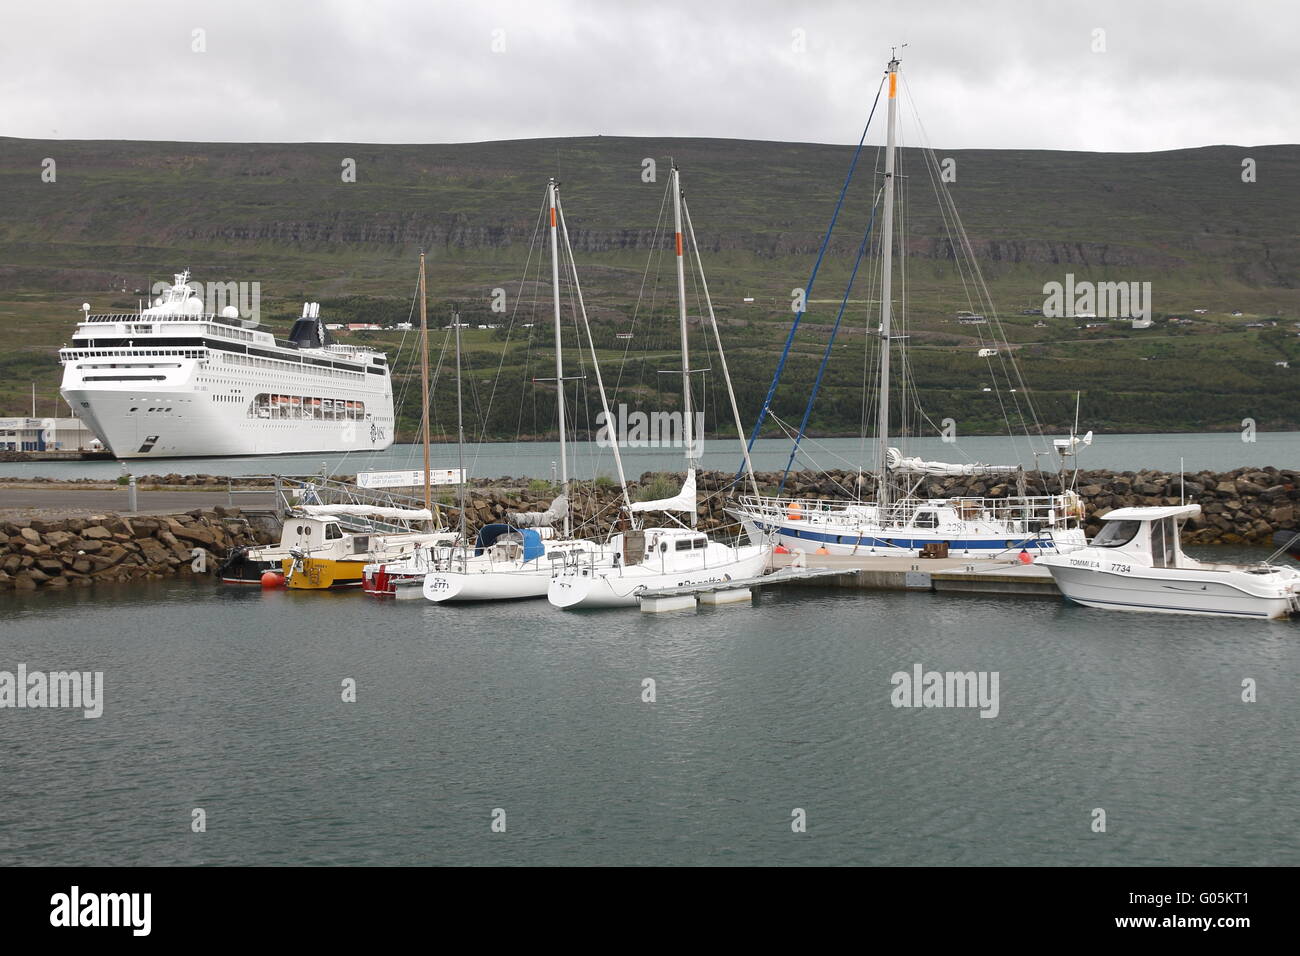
[1037,505,1300,619]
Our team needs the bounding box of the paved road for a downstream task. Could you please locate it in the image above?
[0,487,278,519]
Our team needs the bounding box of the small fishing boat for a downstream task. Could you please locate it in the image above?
[282,505,453,590]
[1037,505,1300,619]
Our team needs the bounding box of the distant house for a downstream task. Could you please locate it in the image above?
[346,323,381,331]
[324,323,345,330]
[977,348,998,357]
[1276,361,1290,368]
[615,332,634,340]
[956,310,987,324]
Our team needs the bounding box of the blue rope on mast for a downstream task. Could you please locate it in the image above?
[778,200,879,493]
[734,79,884,483]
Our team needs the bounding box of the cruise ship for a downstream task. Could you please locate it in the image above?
[59,271,395,458]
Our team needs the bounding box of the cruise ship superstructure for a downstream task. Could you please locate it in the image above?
[59,271,395,458]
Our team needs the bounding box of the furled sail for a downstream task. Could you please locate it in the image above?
[628,468,697,513]
[507,495,568,528]
[885,447,1019,477]
[298,504,433,521]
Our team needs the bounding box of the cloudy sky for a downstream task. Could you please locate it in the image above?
[2,0,1296,151]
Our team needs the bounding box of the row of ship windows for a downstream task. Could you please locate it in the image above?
[220,352,363,379]
[249,394,367,420]
[69,350,205,360]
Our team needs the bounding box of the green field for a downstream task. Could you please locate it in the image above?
[1,135,1297,439]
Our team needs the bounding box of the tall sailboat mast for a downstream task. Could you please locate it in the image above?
[548,179,571,537]
[670,163,696,527]
[454,307,466,543]
[418,252,432,519]
[875,55,900,513]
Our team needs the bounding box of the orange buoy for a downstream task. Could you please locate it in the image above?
[815,545,830,555]
[774,544,791,554]
[261,570,286,588]
[786,502,803,521]
[1017,549,1033,565]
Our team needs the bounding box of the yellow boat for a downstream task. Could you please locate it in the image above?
[277,509,455,591]
[281,555,368,589]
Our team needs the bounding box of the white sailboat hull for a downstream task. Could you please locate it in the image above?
[424,564,553,602]
[548,545,770,609]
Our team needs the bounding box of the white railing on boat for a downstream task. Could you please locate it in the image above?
[733,493,1082,532]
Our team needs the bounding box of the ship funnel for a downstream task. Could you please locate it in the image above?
[288,302,330,349]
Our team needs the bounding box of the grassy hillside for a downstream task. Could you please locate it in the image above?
[1,135,1297,439]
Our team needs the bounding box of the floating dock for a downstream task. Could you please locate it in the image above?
[766,552,1060,598]
[638,567,857,612]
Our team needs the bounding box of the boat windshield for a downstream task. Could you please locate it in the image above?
[1093,520,1141,548]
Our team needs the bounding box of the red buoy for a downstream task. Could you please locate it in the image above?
[261,570,286,588]
[1018,549,1033,565]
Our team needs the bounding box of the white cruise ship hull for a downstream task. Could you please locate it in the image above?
[62,385,392,458]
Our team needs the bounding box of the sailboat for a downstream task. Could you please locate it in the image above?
[729,54,1088,560]
[422,179,633,602]
[356,252,459,597]
[547,164,772,609]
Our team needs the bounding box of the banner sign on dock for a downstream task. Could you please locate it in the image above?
[356,469,464,489]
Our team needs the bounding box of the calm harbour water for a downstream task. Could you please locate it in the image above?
[2,559,1297,867]
[1,431,1297,481]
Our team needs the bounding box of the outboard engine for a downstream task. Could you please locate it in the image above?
[288,302,329,349]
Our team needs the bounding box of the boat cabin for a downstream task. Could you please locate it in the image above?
[1090,505,1200,568]
[277,515,371,557]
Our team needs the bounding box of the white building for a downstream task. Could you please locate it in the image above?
[0,417,100,452]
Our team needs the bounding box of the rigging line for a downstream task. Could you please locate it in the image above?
[681,195,759,496]
[611,178,672,399]
[333,270,420,478]
[468,191,547,455]
[904,76,1049,460]
[906,91,1034,464]
[779,190,881,493]
[737,74,886,480]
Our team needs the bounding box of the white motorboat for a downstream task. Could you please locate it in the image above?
[1037,505,1300,620]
